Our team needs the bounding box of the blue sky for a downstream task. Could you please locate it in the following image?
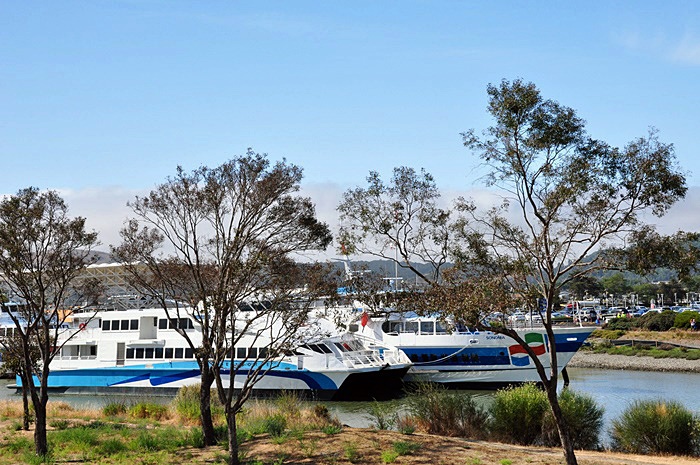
[1,1,699,249]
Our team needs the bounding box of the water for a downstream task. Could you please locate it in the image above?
[3,368,700,439]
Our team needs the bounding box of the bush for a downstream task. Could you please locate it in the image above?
[591,329,625,339]
[102,401,127,417]
[173,384,203,422]
[605,318,638,331]
[637,311,677,331]
[674,311,700,330]
[610,399,699,455]
[263,414,287,437]
[491,384,548,445]
[367,400,395,430]
[128,402,169,420]
[407,383,489,438]
[541,389,604,450]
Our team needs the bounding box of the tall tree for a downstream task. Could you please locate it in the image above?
[0,188,99,456]
[338,79,693,465]
[338,167,452,285]
[458,79,690,465]
[112,151,333,464]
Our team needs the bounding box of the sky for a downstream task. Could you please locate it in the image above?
[2,1,699,255]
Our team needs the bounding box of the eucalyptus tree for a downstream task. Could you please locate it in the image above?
[111,150,333,463]
[337,167,452,286]
[0,188,99,456]
[458,78,691,465]
[338,79,694,465]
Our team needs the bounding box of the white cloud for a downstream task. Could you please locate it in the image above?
[670,34,700,65]
[55,182,700,262]
[618,30,700,66]
[60,187,146,253]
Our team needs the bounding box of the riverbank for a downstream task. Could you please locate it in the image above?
[569,350,700,372]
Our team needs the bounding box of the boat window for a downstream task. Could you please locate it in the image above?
[259,347,268,358]
[145,348,154,359]
[135,348,144,359]
[185,348,194,359]
[165,348,174,358]
[168,319,177,329]
[179,318,189,330]
[121,320,129,331]
[155,348,163,358]
[130,319,139,330]
[158,319,167,330]
[89,346,97,356]
[248,347,258,358]
[318,344,333,354]
[420,321,434,335]
[237,347,246,358]
[102,320,110,331]
[174,348,183,358]
[436,321,449,334]
[404,321,418,333]
[126,348,135,359]
[334,342,352,352]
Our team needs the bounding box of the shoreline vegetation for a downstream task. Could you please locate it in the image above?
[1,381,698,465]
[570,329,700,373]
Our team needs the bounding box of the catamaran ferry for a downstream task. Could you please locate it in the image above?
[15,306,412,400]
[342,310,593,388]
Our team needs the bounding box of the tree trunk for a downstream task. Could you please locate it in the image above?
[21,378,30,431]
[227,407,240,465]
[545,382,578,465]
[199,365,217,446]
[33,397,48,456]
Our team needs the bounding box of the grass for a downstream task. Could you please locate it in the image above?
[588,342,700,359]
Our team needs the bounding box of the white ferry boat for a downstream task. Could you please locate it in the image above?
[341,310,593,388]
[16,306,412,400]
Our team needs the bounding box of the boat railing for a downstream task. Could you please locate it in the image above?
[340,349,383,368]
[56,355,98,361]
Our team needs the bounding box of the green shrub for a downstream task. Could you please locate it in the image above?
[263,414,287,437]
[591,329,625,339]
[637,311,676,331]
[322,424,343,435]
[49,419,70,430]
[674,311,700,330]
[128,402,169,420]
[392,440,421,455]
[275,391,302,418]
[173,384,203,422]
[605,318,638,331]
[367,400,395,430]
[491,384,548,445]
[610,399,699,455]
[406,383,489,438]
[102,401,127,417]
[381,450,399,463]
[541,389,603,450]
[97,437,127,456]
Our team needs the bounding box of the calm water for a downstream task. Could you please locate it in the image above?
[3,368,699,439]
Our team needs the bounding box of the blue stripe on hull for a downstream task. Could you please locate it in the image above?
[400,330,590,368]
[21,360,340,392]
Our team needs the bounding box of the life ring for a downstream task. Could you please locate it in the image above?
[79,323,86,331]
